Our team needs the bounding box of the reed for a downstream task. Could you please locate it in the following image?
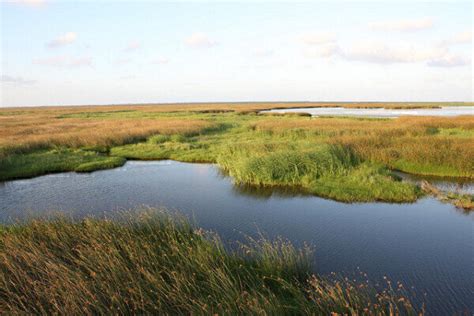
[217,142,419,202]
[0,210,420,315]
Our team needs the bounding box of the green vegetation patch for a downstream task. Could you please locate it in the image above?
[437,128,474,138]
[392,159,470,179]
[0,148,126,181]
[217,143,419,202]
[0,210,419,315]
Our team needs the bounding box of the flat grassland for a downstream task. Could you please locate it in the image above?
[1,102,473,203]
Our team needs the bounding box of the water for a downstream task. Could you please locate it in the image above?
[1,160,472,315]
[394,171,474,195]
[261,106,474,118]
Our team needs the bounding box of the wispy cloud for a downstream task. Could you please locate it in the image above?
[185,32,217,48]
[33,56,92,68]
[47,32,77,48]
[440,30,472,46]
[252,48,274,57]
[123,41,141,52]
[114,58,132,65]
[300,32,336,45]
[9,0,46,7]
[301,38,469,68]
[150,56,170,64]
[342,41,444,64]
[369,17,434,32]
[119,75,136,80]
[303,43,339,58]
[0,75,36,85]
[427,54,471,67]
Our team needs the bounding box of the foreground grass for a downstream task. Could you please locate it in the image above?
[1,103,472,202]
[0,211,420,315]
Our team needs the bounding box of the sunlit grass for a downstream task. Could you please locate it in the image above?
[0,148,126,181]
[0,210,421,315]
[0,103,472,202]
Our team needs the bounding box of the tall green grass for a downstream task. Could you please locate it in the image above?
[0,210,420,314]
[0,148,126,181]
[217,142,419,202]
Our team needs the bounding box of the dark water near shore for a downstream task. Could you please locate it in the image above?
[0,161,472,315]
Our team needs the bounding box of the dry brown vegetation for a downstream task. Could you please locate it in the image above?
[0,111,211,157]
[254,116,474,178]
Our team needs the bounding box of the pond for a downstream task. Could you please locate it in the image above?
[0,160,472,315]
[261,106,474,118]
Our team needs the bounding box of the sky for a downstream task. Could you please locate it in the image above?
[0,0,472,107]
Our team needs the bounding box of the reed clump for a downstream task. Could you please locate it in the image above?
[217,142,419,202]
[254,116,474,178]
[0,210,420,315]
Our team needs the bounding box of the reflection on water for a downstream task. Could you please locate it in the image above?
[0,160,473,315]
[231,183,312,199]
[261,106,474,118]
[394,171,474,195]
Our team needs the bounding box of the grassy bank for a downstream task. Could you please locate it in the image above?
[0,148,126,180]
[0,211,420,315]
[1,103,473,202]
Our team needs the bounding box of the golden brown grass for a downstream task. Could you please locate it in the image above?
[254,116,474,178]
[0,110,211,157]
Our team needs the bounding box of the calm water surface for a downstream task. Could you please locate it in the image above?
[261,106,474,117]
[1,161,472,315]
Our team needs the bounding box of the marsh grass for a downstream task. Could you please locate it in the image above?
[0,210,420,315]
[255,116,474,178]
[0,115,212,158]
[0,149,126,181]
[1,104,472,202]
[217,142,419,202]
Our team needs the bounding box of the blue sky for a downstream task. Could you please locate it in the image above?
[1,1,472,107]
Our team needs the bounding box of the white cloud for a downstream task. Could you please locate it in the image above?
[0,75,36,85]
[441,30,472,46]
[300,36,469,69]
[303,43,339,58]
[369,17,434,32]
[252,48,274,57]
[428,54,471,67]
[33,56,92,68]
[342,41,444,64]
[9,0,46,7]
[300,32,336,45]
[114,58,132,65]
[123,41,141,52]
[185,32,217,48]
[119,75,136,80]
[47,32,77,48]
[150,56,170,64]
